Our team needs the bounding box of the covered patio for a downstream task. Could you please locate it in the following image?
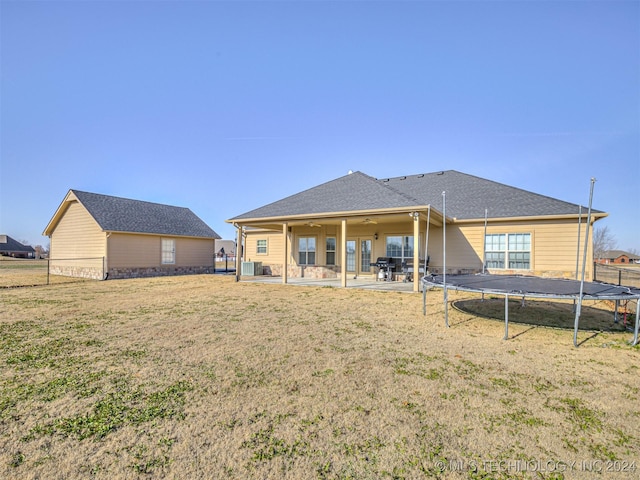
[239,275,420,292]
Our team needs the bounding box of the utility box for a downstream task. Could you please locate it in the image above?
[241,261,263,276]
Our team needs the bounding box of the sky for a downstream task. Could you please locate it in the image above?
[1,0,639,251]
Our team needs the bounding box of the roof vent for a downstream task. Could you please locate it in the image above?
[348,170,353,174]
[417,174,424,178]
[400,176,406,180]
[437,171,445,175]
[382,178,389,182]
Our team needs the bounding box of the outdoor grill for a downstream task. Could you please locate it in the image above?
[401,258,427,283]
[373,257,395,281]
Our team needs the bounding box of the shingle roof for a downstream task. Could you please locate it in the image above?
[230,172,422,220]
[71,190,220,239]
[229,170,600,221]
[0,235,36,253]
[599,250,640,260]
[382,170,598,219]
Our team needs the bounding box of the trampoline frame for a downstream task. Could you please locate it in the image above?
[422,274,640,346]
[421,179,640,347]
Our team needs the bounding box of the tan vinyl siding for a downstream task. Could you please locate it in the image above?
[50,201,105,259]
[175,237,215,267]
[243,217,593,279]
[108,234,161,268]
[451,219,592,278]
[244,231,285,264]
[108,234,214,268]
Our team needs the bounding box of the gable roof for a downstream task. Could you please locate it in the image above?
[228,170,604,222]
[44,190,220,239]
[0,235,36,253]
[230,171,424,221]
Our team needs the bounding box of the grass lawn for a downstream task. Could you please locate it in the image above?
[0,275,638,479]
[0,258,86,287]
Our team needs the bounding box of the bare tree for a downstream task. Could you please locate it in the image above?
[34,245,48,259]
[593,226,617,259]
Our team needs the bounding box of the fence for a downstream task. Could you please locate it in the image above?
[593,263,640,288]
[214,254,236,273]
[0,257,105,288]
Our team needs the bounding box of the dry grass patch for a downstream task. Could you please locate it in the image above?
[0,258,87,287]
[0,275,638,479]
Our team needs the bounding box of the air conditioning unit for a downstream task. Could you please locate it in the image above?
[241,261,263,276]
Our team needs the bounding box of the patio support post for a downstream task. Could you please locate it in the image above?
[341,219,347,288]
[413,212,420,292]
[282,222,288,284]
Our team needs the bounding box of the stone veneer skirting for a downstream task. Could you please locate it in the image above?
[107,266,214,279]
[261,264,340,279]
[49,265,105,280]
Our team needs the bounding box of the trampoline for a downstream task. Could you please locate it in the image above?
[422,274,640,346]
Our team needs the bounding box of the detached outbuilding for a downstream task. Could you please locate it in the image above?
[43,190,220,279]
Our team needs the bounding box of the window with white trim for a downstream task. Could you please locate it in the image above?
[386,235,414,260]
[485,233,531,269]
[298,237,316,265]
[326,237,336,265]
[256,239,267,255]
[161,238,175,264]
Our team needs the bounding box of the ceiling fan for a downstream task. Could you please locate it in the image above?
[305,222,322,227]
[361,218,378,225]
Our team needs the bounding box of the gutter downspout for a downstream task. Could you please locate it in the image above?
[104,232,111,280]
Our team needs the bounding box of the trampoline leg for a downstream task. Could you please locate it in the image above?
[503,294,509,340]
[614,300,619,324]
[422,286,427,316]
[444,286,449,328]
[573,298,582,348]
[632,300,639,347]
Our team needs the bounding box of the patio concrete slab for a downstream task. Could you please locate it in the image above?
[239,276,420,293]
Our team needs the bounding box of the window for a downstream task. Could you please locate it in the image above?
[485,233,531,269]
[298,237,316,265]
[485,234,505,268]
[162,238,175,264]
[256,239,267,255]
[386,235,414,260]
[326,237,336,265]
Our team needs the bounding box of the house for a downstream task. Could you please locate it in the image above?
[226,170,607,291]
[596,250,640,265]
[0,235,36,258]
[43,190,220,279]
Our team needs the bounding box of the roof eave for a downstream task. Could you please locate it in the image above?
[227,205,434,225]
[452,211,609,224]
[106,230,220,240]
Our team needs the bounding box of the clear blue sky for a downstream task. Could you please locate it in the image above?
[2,0,638,251]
